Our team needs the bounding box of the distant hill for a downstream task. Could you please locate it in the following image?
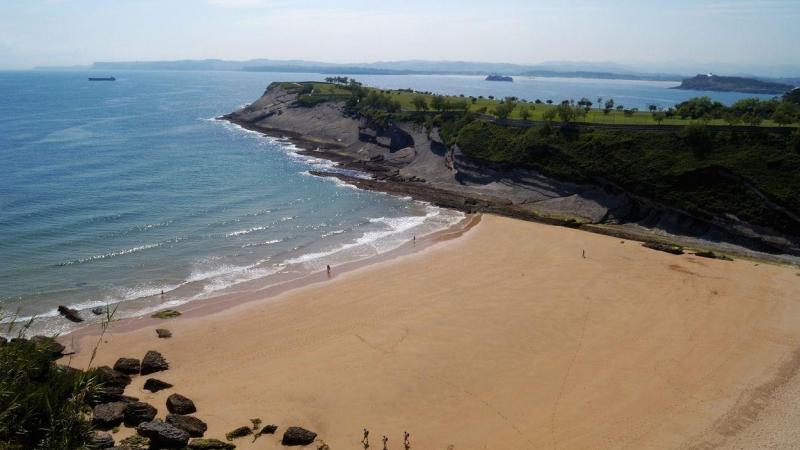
[674,74,795,94]
[76,59,797,86]
[87,59,686,81]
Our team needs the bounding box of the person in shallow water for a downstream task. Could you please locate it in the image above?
[326,265,331,276]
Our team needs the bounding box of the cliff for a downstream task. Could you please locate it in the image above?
[222,82,800,262]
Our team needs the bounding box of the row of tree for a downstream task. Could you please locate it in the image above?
[670,92,800,126]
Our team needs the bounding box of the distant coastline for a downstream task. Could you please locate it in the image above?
[674,74,796,94]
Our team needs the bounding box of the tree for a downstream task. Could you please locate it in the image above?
[546,99,553,105]
[412,95,429,111]
[743,113,763,127]
[578,97,593,110]
[648,104,658,113]
[494,98,517,121]
[772,102,797,126]
[604,99,615,111]
[520,105,532,121]
[431,95,447,112]
[652,111,666,125]
[555,103,579,123]
[597,97,603,110]
[543,108,558,123]
[724,111,742,127]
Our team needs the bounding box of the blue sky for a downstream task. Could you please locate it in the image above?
[1,0,798,74]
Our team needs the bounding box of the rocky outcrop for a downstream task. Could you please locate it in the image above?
[113,358,141,375]
[166,393,196,414]
[143,378,173,393]
[57,305,83,322]
[188,438,236,449]
[156,328,172,338]
[141,351,169,375]
[166,414,207,437]
[123,401,158,427]
[137,420,190,449]
[260,424,278,434]
[92,401,127,429]
[225,426,252,440]
[281,427,317,446]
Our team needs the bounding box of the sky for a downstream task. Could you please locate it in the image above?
[1,0,799,75]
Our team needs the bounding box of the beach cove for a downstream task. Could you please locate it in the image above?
[65,214,800,450]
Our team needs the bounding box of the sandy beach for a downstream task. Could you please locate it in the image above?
[66,214,800,450]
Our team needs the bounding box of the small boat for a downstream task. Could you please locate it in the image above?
[88,76,116,81]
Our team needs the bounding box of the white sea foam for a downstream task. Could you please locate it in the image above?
[227,226,268,237]
[58,243,161,266]
[242,239,283,248]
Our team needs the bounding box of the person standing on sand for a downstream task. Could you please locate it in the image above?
[382,435,388,450]
[326,264,331,276]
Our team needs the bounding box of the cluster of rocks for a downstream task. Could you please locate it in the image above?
[222,422,317,447]
[88,350,217,449]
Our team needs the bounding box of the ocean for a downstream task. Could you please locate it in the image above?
[0,70,772,335]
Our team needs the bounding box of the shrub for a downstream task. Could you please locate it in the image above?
[0,335,96,449]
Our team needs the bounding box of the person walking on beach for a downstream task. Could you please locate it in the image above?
[326,264,331,276]
[362,428,370,449]
[403,431,411,450]
[382,435,388,450]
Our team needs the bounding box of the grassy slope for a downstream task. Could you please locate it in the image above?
[446,120,800,235]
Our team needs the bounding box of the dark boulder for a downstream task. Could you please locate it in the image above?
[225,426,252,441]
[92,401,127,429]
[92,306,107,315]
[166,393,196,414]
[143,378,173,393]
[188,438,236,449]
[281,427,317,446]
[136,420,190,449]
[260,424,278,435]
[166,413,207,437]
[87,385,126,406]
[113,357,141,375]
[123,401,158,427]
[0,336,6,346]
[93,366,132,388]
[88,431,115,449]
[30,335,65,358]
[57,305,84,322]
[156,328,172,338]
[141,350,169,375]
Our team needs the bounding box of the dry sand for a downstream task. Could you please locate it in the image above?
[66,214,800,450]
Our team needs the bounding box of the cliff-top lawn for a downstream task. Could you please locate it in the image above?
[289,81,797,128]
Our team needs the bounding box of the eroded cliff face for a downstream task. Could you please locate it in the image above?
[223,83,800,260]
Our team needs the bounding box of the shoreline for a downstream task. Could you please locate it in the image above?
[61,213,480,348]
[221,115,800,267]
[64,213,800,449]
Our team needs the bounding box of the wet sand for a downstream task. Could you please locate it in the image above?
[66,214,800,449]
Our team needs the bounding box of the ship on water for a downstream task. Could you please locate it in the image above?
[88,76,116,81]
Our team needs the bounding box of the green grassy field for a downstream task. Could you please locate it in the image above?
[287,81,797,128]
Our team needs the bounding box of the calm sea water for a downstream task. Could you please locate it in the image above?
[0,70,770,334]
